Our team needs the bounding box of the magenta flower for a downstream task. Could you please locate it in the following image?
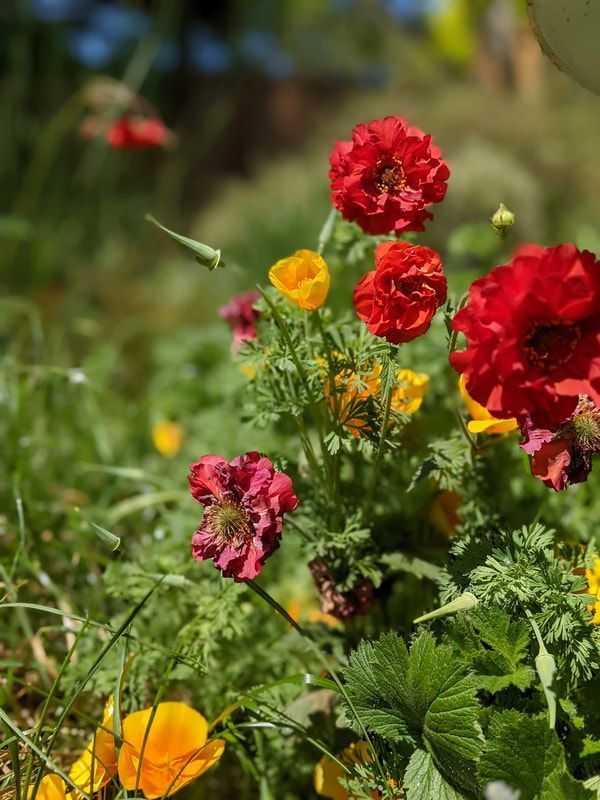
[219,290,261,353]
[520,396,600,491]
[188,452,298,581]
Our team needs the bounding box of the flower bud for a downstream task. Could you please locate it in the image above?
[413,591,478,624]
[535,651,557,729]
[146,215,224,270]
[490,203,515,239]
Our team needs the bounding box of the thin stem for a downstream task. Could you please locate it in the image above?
[363,383,393,514]
[245,580,394,798]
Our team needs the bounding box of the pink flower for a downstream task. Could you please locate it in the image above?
[189,452,298,581]
[520,396,600,490]
[218,291,261,353]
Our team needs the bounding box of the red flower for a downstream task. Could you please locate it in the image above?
[520,396,600,491]
[219,290,261,353]
[189,452,298,581]
[106,117,169,150]
[328,115,449,235]
[309,560,373,621]
[353,241,446,344]
[451,244,600,429]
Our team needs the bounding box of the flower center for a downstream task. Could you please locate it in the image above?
[521,321,581,370]
[204,500,250,545]
[397,275,423,295]
[569,397,600,451]
[374,157,407,194]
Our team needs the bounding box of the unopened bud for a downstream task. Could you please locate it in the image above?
[413,591,479,624]
[146,215,224,270]
[535,651,557,729]
[490,203,515,239]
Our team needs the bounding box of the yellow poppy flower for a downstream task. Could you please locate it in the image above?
[27,774,67,800]
[586,557,600,624]
[268,249,330,310]
[69,696,118,796]
[458,375,518,434]
[118,702,225,799]
[391,369,430,414]
[152,421,184,458]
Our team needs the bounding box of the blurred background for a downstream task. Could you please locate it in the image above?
[4,0,600,322]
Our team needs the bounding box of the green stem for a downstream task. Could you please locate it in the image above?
[363,382,394,514]
[245,580,394,798]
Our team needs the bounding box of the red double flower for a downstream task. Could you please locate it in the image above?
[451,244,600,429]
[329,115,449,235]
[353,241,447,344]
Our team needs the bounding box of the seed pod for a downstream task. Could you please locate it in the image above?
[535,651,557,729]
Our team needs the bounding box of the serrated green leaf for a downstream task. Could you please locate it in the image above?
[344,632,483,794]
[343,636,413,743]
[478,711,591,800]
[404,749,468,800]
[539,765,595,800]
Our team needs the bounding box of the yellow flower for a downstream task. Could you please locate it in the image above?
[428,490,462,537]
[152,421,184,457]
[391,369,430,414]
[314,742,398,799]
[69,697,117,795]
[327,363,381,438]
[458,375,518,434]
[268,249,330,310]
[118,702,225,799]
[586,557,600,624]
[27,774,67,800]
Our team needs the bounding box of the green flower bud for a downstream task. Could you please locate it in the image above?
[535,651,557,729]
[146,215,224,270]
[413,591,479,624]
[490,203,515,239]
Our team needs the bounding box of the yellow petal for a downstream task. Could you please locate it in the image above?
[27,774,67,800]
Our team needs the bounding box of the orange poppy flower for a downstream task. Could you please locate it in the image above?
[118,702,224,798]
[69,697,117,795]
[269,249,330,310]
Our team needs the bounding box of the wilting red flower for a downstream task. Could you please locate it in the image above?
[189,452,298,581]
[309,559,373,620]
[354,241,446,344]
[106,117,169,149]
[520,396,600,491]
[329,115,449,235]
[219,290,261,353]
[451,244,600,429]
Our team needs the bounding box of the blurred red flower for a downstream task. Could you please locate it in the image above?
[328,115,449,235]
[189,452,297,581]
[520,396,600,491]
[219,290,261,353]
[106,117,169,149]
[353,240,446,344]
[451,244,600,428]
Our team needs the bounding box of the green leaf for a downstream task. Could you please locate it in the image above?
[344,632,483,793]
[478,711,593,800]
[470,608,536,693]
[404,750,468,800]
